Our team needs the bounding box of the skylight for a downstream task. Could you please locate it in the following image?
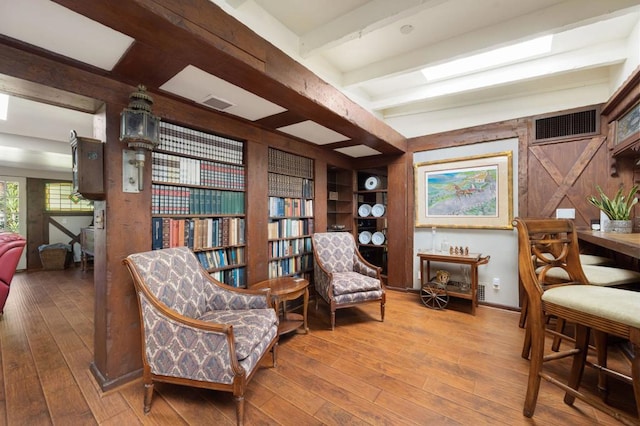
[421,35,553,82]
[0,94,8,120]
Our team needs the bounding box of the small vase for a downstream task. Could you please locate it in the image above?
[603,219,633,233]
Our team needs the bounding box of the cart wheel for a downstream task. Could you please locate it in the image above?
[421,282,449,310]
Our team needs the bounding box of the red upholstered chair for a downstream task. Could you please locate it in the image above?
[0,232,26,314]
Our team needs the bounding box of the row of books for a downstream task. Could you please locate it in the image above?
[159,122,243,165]
[195,247,244,270]
[268,237,312,258]
[268,197,314,217]
[152,152,245,190]
[268,254,313,278]
[267,173,313,198]
[151,184,245,215]
[268,148,313,179]
[267,218,315,239]
[152,217,245,250]
[210,267,246,288]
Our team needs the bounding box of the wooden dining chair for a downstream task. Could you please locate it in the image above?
[513,218,640,424]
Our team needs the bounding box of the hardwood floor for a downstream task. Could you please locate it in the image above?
[0,267,635,425]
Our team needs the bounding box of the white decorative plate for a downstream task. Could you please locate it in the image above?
[364,176,380,190]
[371,203,385,217]
[358,231,372,244]
[371,231,385,245]
[358,204,372,217]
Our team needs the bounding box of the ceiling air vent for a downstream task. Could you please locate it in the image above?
[201,95,234,111]
[534,107,599,143]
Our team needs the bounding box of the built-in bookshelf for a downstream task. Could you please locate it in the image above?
[327,166,353,232]
[151,121,247,287]
[267,148,314,280]
[355,169,388,278]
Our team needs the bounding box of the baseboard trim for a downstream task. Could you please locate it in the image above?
[90,362,142,392]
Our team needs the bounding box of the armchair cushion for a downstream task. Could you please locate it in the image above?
[199,309,277,360]
[332,271,382,295]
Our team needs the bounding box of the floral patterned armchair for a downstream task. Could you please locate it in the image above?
[311,232,385,330]
[123,247,278,425]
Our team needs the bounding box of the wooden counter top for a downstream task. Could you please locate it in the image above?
[576,230,640,259]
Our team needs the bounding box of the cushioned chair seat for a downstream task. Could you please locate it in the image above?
[542,264,640,286]
[578,254,615,266]
[199,309,278,360]
[332,271,382,295]
[542,285,640,328]
[334,289,385,305]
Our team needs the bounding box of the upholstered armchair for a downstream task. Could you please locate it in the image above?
[311,232,385,330]
[0,232,26,315]
[123,247,278,426]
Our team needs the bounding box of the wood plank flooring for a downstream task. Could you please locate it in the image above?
[0,267,635,425]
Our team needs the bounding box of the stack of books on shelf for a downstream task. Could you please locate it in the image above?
[268,148,313,178]
[268,254,313,278]
[268,197,314,217]
[267,218,314,239]
[159,122,243,164]
[268,237,312,258]
[151,185,244,215]
[267,173,313,198]
[152,217,245,250]
[211,268,245,288]
[152,152,245,190]
[195,247,244,270]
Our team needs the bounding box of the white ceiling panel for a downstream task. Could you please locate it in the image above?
[277,120,350,145]
[0,0,133,71]
[334,145,381,157]
[160,65,287,121]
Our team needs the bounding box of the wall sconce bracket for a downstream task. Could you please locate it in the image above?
[122,149,142,193]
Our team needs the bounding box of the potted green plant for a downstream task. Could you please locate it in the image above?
[586,184,639,233]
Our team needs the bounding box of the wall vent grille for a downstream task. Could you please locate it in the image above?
[202,95,234,111]
[534,108,599,142]
[478,284,485,302]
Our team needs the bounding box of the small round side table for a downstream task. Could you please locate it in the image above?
[252,276,309,335]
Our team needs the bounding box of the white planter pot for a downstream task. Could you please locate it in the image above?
[603,219,633,233]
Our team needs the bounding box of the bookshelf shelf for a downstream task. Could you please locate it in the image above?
[267,148,314,280]
[151,121,247,287]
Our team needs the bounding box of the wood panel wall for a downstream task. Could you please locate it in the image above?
[402,100,638,295]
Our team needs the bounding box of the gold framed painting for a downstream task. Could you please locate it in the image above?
[415,151,513,229]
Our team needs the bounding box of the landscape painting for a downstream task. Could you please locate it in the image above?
[415,151,513,229]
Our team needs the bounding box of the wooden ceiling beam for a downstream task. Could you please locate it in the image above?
[52,0,407,155]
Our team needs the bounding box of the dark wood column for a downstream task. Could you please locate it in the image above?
[245,140,269,286]
[90,104,148,390]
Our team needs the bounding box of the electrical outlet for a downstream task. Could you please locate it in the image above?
[492,277,500,289]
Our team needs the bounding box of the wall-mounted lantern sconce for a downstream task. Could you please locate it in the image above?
[120,84,160,192]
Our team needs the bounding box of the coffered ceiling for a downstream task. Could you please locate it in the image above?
[0,0,638,173]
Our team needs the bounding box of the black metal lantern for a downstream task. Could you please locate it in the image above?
[120,85,160,192]
[120,84,160,150]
